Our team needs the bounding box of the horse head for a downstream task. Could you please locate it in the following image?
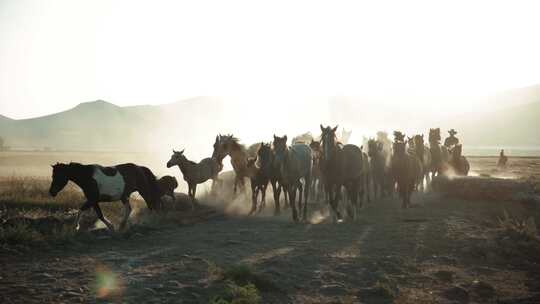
[272,134,288,162]
[257,143,273,170]
[320,124,338,160]
[49,162,70,197]
[429,128,441,144]
[393,131,405,143]
[212,134,237,160]
[167,149,186,168]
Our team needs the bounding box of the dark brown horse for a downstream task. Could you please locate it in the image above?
[411,134,432,191]
[270,135,289,215]
[246,143,273,214]
[428,128,450,178]
[309,139,324,200]
[212,134,250,196]
[368,139,390,199]
[49,162,163,231]
[391,140,422,208]
[320,125,364,222]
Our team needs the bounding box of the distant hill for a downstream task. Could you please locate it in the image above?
[1,85,539,151]
[440,101,540,146]
[0,98,228,152]
[328,85,540,147]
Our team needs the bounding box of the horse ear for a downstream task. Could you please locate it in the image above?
[320,124,324,132]
[215,135,219,143]
[333,125,338,132]
[284,135,287,142]
[180,149,184,154]
[274,134,277,140]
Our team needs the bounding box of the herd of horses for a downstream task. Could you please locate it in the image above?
[48,126,470,230]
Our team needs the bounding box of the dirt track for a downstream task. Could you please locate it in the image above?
[3,190,540,304]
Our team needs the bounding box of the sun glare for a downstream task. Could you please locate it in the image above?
[1,0,540,118]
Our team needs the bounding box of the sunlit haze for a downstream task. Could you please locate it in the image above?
[1,0,540,119]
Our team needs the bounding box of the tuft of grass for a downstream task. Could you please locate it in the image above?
[0,221,44,244]
[209,281,261,304]
[208,261,225,282]
[223,264,277,292]
[497,210,538,240]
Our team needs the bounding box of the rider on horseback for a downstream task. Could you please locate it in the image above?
[444,129,460,152]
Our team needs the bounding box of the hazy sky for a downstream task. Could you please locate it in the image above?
[1,0,540,119]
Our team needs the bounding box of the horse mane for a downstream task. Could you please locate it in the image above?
[228,136,246,152]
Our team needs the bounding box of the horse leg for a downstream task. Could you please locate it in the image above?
[329,185,342,223]
[271,180,281,215]
[120,197,132,230]
[75,200,94,231]
[188,183,196,210]
[233,176,239,196]
[259,184,268,213]
[283,185,290,209]
[303,177,310,222]
[93,203,115,232]
[358,179,365,209]
[350,184,359,221]
[366,173,371,203]
[297,181,304,221]
[192,184,197,207]
[249,183,257,215]
[289,186,298,222]
[345,184,354,220]
[398,183,406,209]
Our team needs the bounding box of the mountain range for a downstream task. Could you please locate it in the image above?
[1,85,539,152]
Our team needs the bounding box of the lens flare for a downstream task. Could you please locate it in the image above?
[95,264,124,300]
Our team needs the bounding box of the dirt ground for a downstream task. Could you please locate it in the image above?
[1,156,540,303]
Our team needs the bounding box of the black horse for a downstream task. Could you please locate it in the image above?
[49,162,162,231]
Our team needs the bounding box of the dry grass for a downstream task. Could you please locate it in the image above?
[497,210,538,240]
[0,175,223,249]
[0,175,83,207]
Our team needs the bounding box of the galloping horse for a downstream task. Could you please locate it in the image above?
[449,144,470,176]
[320,125,365,222]
[411,135,432,191]
[167,149,221,206]
[273,135,312,222]
[271,135,290,214]
[49,162,163,231]
[246,143,273,214]
[212,134,250,196]
[309,139,324,200]
[368,139,389,199]
[391,140,422,208]
[428,128,450,178]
